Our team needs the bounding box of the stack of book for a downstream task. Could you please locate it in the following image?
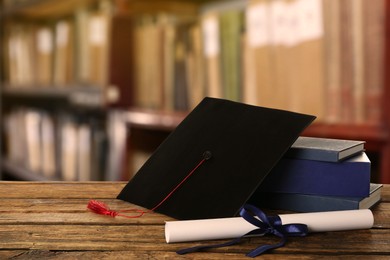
[252,137,382,212]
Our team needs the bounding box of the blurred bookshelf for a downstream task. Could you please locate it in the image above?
[1,0,390,183]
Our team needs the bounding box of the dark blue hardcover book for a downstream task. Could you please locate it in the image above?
[258,152,371,197]
[251,183,382,213]
[286,136,365,162]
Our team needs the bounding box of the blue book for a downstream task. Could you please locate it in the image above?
[251,183,382,213]
[259,152,371,197]
[286,136,365,162]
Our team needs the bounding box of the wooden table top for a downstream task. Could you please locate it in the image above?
[0,181,389,259]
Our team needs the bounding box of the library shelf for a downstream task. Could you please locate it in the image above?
[2,0,390,185]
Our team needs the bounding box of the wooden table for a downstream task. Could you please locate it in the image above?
[0,182,389,259]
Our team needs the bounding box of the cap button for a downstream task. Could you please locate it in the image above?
[203,151,212,160]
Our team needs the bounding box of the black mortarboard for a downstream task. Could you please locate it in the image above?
[117,97,315,220]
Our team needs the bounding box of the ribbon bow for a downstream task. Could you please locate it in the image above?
[177,204,308,257]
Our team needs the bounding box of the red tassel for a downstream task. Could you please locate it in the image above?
[87,200,147,218]
[87,200,118,217]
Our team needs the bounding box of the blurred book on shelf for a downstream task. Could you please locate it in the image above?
[3,1,112,90]
[2,107,119,181]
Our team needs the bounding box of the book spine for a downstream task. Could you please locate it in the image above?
[252,192,360,213]
[259,156,371,197]
[285,149,339,162]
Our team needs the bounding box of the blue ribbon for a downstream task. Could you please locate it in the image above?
[176,204,308,257]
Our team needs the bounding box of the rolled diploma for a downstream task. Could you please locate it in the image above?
[165,209,373,243]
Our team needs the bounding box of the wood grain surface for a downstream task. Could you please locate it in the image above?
[0,181,389,259]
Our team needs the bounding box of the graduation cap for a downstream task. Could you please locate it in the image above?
[117,97,315,220]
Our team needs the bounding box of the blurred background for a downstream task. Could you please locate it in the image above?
[0,0,388,183]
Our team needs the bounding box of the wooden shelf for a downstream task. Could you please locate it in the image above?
[2,159,60,181]
[123,110,390,183]
[2,0,98,18]
[116,0,199,17]
[1,0,204,19]
[124,109,389,143]
[124,109,187,131]
[2,86,105,108]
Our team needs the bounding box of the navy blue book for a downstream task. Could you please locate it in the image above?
[258,152,371,197]
[286,136,365,162]
[251,183,382,213]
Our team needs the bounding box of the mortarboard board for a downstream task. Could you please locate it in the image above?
[117,97,315,220]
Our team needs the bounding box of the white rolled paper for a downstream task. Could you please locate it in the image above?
[165,209,374,243]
